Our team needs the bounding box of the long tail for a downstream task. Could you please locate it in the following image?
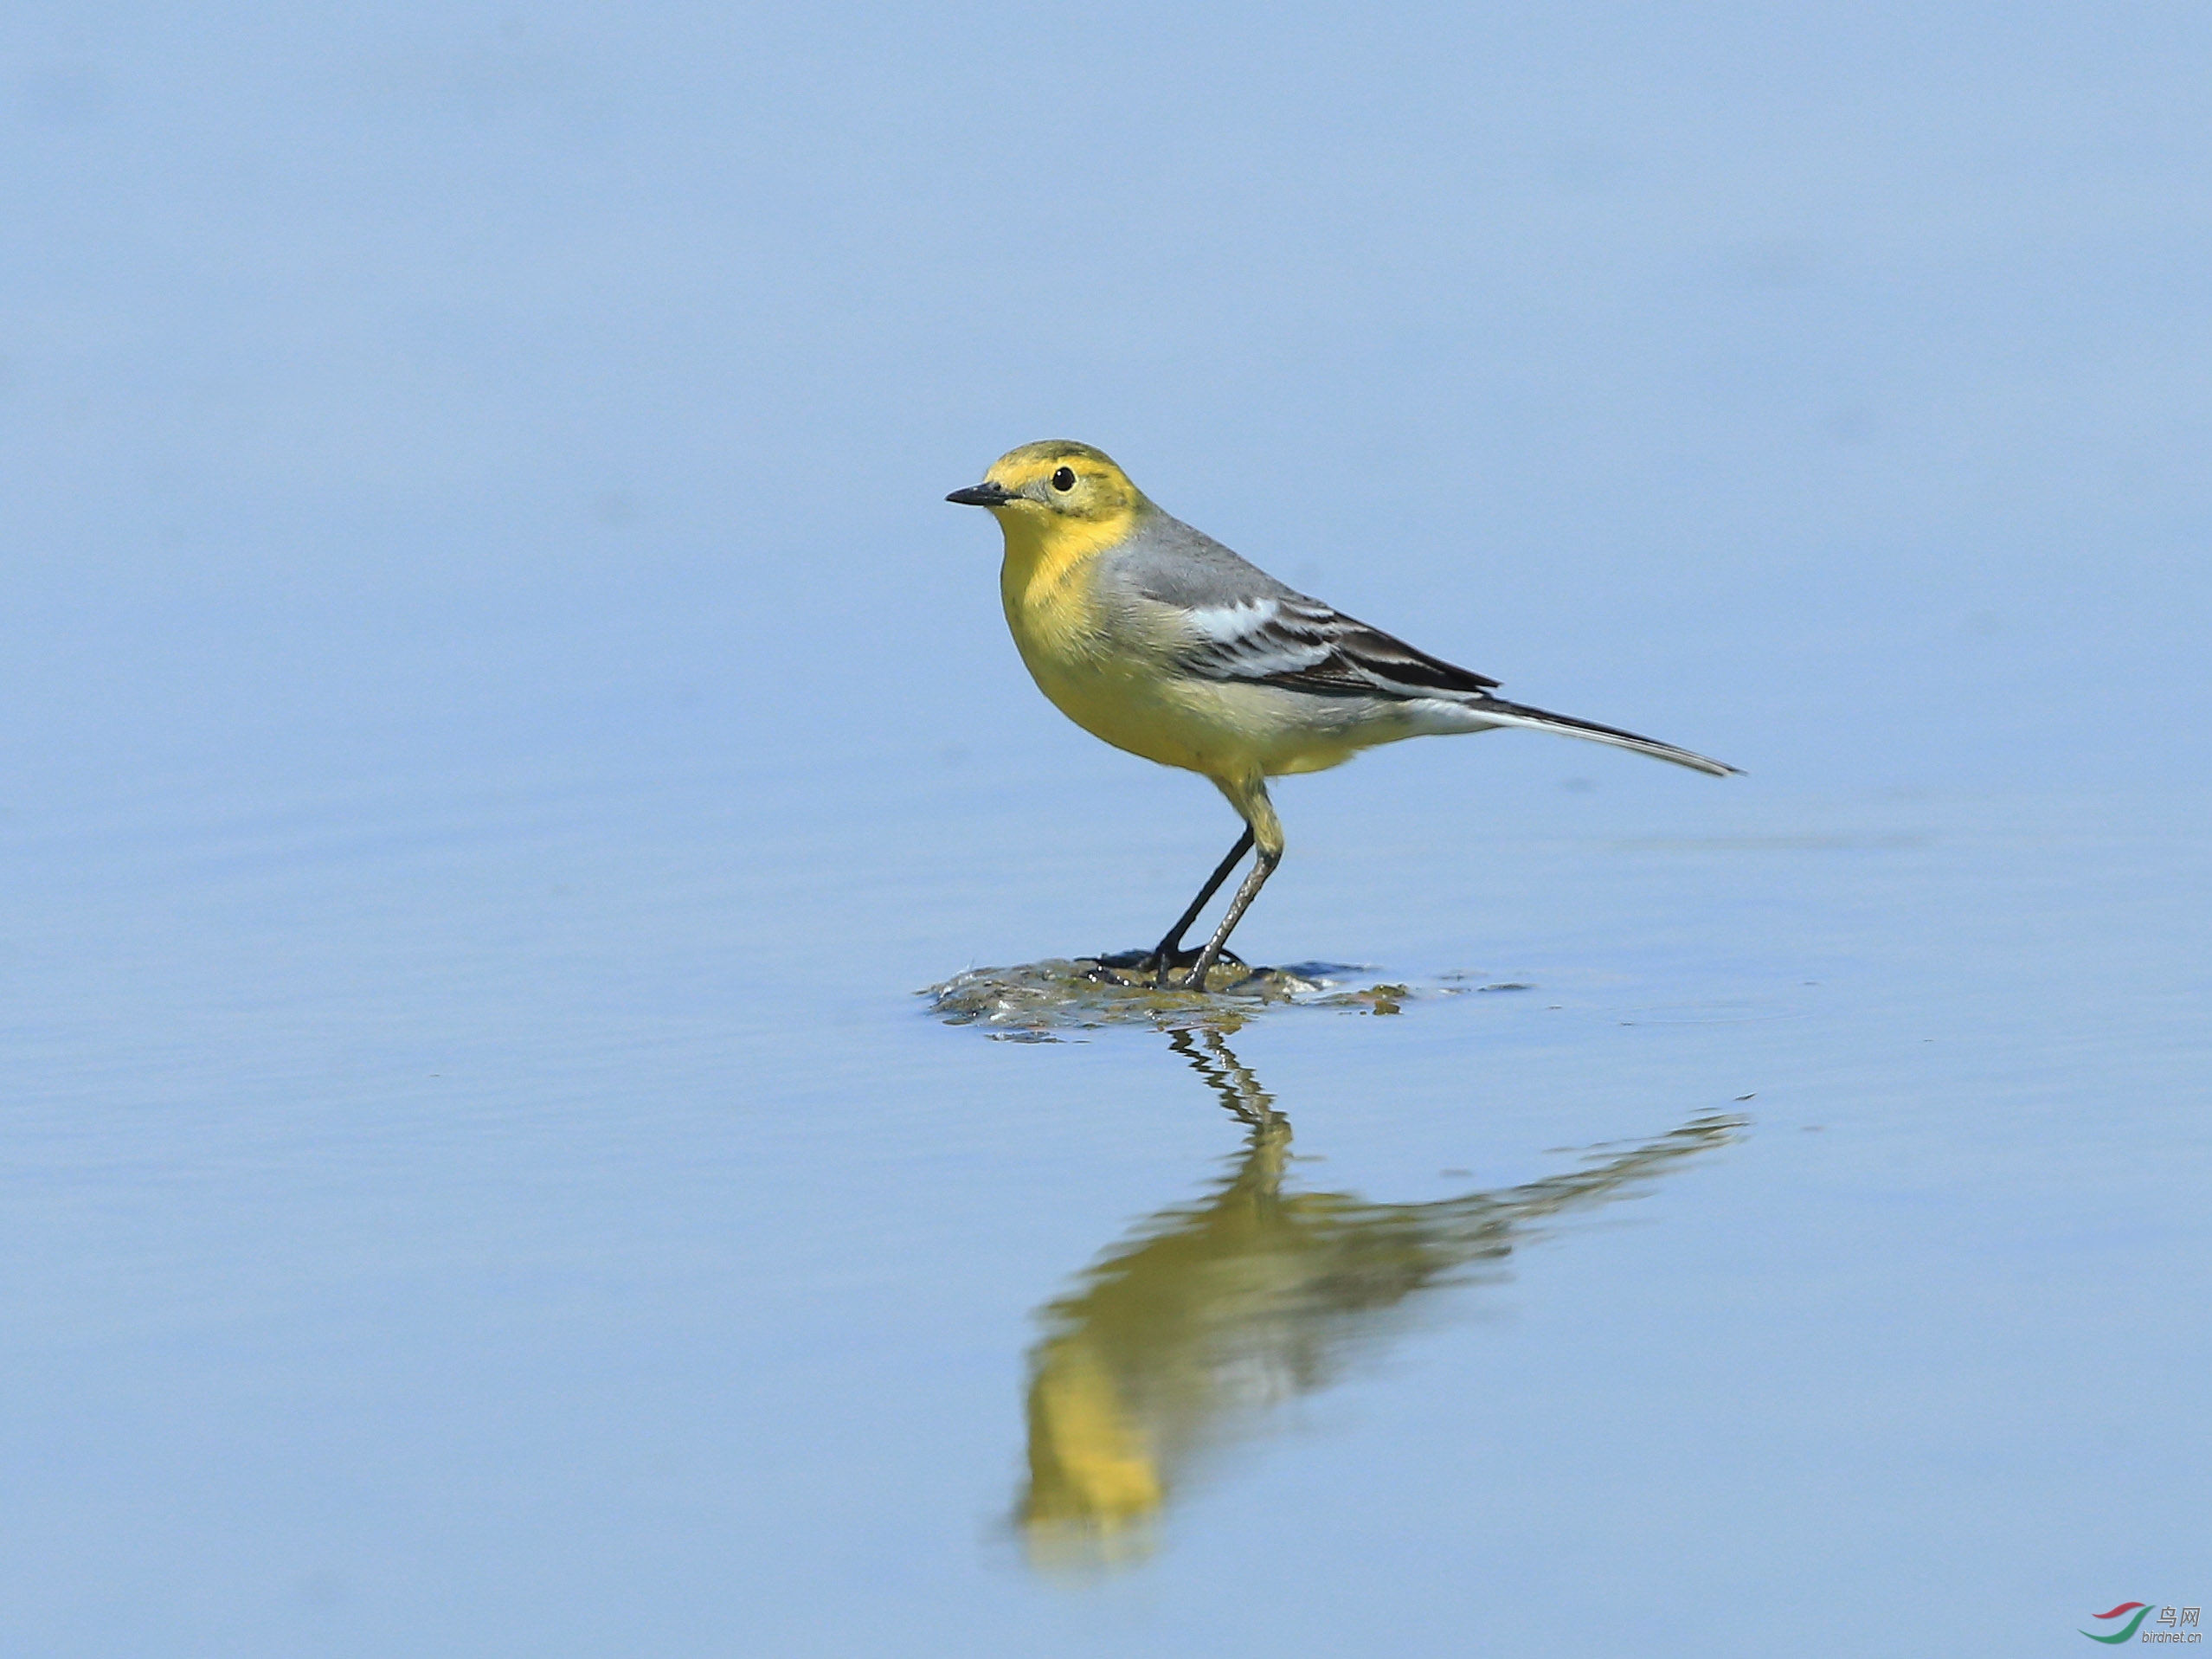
[1475,697,1739,777]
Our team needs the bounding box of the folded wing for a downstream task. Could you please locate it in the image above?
[1168,595,1738,776]
[1175,595,1502,700]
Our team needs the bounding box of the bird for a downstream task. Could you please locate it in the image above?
[947,440,1737,990]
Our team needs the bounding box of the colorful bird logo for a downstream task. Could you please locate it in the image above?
[2082,1603,2154,1643]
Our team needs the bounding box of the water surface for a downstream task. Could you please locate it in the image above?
[8,765,2206,1655]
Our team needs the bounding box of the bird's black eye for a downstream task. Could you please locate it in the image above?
[1050,466,1077,492]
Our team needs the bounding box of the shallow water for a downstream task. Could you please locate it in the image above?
[7,759,2207,1655]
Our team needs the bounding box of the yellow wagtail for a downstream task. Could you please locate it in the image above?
[948,440,1737,989]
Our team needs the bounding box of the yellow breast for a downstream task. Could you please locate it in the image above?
[997,509,1124,658]
[999,517,1206,770]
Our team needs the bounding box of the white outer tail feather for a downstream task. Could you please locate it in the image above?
[1430,698,1739,777]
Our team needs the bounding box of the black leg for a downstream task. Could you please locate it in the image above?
[1181,846,1281,989]
[1147,826,1256,987]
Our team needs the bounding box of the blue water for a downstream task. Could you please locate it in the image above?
[5,4,2209,1654]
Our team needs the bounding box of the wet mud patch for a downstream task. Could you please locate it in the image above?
[922,952,1475,1038]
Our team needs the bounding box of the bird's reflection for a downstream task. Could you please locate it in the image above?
[1016,1027,1741,1567]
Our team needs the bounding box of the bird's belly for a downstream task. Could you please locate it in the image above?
[1025,653,1223,772]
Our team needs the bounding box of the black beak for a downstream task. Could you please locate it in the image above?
[946,481,1016,507]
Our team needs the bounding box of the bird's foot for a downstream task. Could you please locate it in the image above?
[1085,948,1248,991]
[1167,947,1248,992]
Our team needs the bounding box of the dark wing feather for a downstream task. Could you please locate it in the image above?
[1180,595,1501,700]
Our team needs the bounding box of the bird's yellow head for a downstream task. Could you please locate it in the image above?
[946,440,1151,563]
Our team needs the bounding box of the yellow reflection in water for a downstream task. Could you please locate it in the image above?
[1017,1028,1740,1568]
